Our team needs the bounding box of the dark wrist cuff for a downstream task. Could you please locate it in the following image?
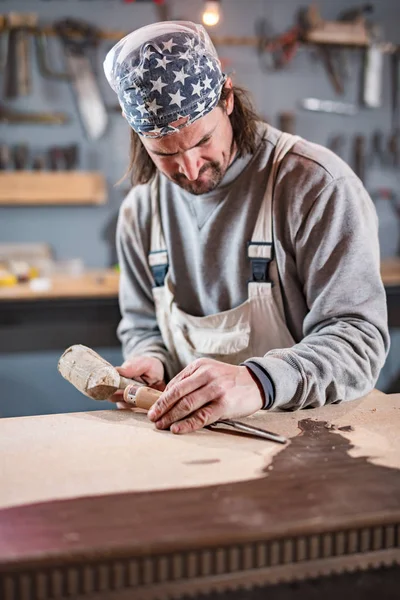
[241,360,275,409]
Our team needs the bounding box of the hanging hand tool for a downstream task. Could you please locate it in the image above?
[337,3,374,23]
[58,345,287,445]
[278,111,296,134]
[362,43,384,108]
[353,134,366,183]
[32,155,46,171]
[64,144,79,170]
[48,147,64,171]
[0,144,10,170]
[13,145,29,171]
[391,47,400,129]
[318,45,347,95]
[3,13,37,98]
[299,98,358,116]
[387,130,399,168]
[47,145,79,171]
[371,188,400,254]
[0,104,68,125]
[0,15,7,71]
[53,18,108,140]
[360,16,384,109]
[328,134,346,158]
[370,130,387,167]
[389,46,400,167]
[35,30,70,81]
[255,19,301,71]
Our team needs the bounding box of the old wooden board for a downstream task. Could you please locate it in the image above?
[0,390,399,599]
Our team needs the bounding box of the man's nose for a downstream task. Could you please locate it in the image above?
[178,150,202,181]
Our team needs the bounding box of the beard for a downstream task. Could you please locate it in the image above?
[170,160,225,195]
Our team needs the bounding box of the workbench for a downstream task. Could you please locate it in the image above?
[0,259,399,353]
[1,390,399,599]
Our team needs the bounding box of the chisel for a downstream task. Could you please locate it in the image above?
[58,344,287,445]
[123,386,287,444]
[3,13,37,98]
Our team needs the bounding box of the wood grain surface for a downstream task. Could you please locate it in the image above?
[0,392,399,599]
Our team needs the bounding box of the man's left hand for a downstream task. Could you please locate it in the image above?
[147,358,264,434]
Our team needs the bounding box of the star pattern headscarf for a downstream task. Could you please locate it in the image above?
[103,21,226,137]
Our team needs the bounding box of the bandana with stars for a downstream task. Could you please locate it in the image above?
[103,21,226,137]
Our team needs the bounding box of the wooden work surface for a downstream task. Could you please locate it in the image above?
[380,257,400,286]
[0,259,399,303]
[0,390,399,599]
[0,269,119,301]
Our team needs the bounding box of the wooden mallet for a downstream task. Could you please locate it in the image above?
[58,344,159,410]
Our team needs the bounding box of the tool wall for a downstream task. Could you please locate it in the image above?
[1,0,399,415]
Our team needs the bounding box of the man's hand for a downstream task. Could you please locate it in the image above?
[111,356,166,408]
[147,358,264,434]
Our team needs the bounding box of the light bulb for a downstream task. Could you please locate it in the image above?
[202,0,221,27]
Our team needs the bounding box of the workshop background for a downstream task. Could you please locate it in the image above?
[0,0,399,417]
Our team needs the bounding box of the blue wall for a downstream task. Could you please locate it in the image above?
[1,0,399,417]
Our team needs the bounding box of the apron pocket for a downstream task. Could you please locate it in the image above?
[173,301,252,357]
[178,322,251,356]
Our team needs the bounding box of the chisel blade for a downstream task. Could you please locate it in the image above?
[211,419,287,444]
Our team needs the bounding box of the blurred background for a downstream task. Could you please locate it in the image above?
[0,0,399,417]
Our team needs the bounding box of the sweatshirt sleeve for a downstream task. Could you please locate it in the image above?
[248,175,390,410]
[116,190,173,378]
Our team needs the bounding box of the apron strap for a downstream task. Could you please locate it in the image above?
[248,132,301,283]
[149,174,169,287]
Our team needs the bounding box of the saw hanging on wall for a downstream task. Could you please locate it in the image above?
[51,18,108,141]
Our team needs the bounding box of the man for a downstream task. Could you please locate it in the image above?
[104,21,389,434]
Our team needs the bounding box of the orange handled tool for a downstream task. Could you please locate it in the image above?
[123,384,162,410]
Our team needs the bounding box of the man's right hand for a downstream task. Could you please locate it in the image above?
[111,356,166,408]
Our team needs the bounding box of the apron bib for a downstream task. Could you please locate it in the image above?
[148,133,299,377]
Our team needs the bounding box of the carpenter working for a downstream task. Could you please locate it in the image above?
[103,21,389,435]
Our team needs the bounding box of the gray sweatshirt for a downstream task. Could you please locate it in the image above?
[116,123,389,410]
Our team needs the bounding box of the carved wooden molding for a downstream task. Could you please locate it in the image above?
[2,523,399,599]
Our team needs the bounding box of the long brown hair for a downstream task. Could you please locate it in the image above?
[123,84,261,187]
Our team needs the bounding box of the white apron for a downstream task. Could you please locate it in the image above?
[148,132,299,377]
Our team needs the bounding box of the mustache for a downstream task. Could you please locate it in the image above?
[172,161,221,183]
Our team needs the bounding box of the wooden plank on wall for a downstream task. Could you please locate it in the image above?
[0,172,107,205]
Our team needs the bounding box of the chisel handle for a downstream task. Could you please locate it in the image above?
[122,385,287,444]
[123,385,162,410]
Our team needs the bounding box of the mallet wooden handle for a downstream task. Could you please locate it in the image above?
[123,385,162,410]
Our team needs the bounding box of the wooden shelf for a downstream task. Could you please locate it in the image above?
[381,258,400,287]
[0,260,398,303]
[0,171,107,205]
[0,269,119,301]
